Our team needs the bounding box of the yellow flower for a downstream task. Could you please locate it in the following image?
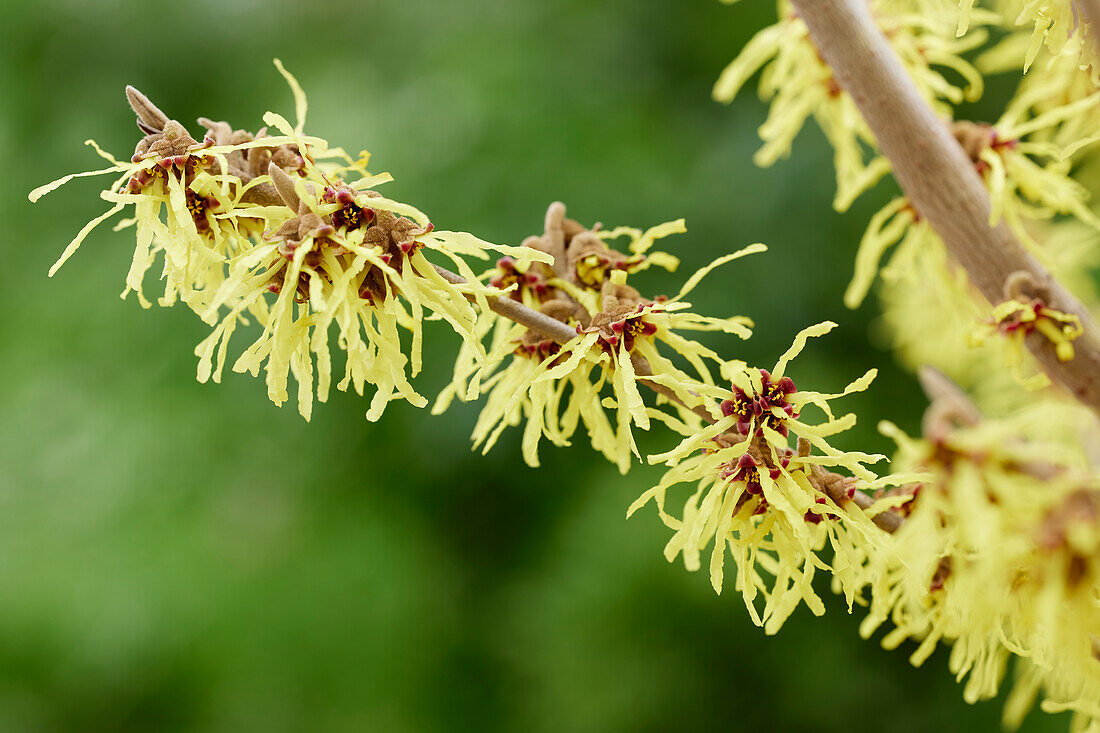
[970,295,1083,387]
[29,108,312,313]
[947,92,1100,251]
[866,402,1100,729]
[873,234,1032,407]
[196,80,549,420]
[963,0,1093,71]
[845,171,1093,398]
[844,196,934,310]
[437,206,756,473]
[845,79,1100,309]
[980,31,1100,154]
[33,60,550,422]
[1011,0,1092,70]
[629,322,895,632]
[847,192,1100,408]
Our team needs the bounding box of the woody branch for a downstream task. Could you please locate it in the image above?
[789,0,1100,416]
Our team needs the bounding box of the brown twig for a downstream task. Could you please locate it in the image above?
[790,0,1100,416]
[433,265,579,342]
[631,354,717,424]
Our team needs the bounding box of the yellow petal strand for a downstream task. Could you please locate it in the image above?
[29,165,130,203]
[672,244,768,303]
[48,203,126,276]
[273,58,308,134]
[713,23,787,102]
[632,219,686,255]
[844,196,912,308]
[83,139,125,166]
[773,321,837,379]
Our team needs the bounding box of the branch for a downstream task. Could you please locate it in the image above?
[789,0,1100,416]
[433,264,578,342]
[631,354,717,424]
[917,365,982,441]
[433,263,904,532]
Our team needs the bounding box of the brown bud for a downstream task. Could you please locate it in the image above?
[126,85,169,134]
[268,162,301,211]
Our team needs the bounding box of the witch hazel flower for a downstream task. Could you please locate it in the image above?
[34,60,550,423]
[964,272,1084,389]
[196,157,549,422]
[866,397,1100,729]
[720,367,798,437]
[982,35,1100,153]
[846,49,1100,331]
[843,94,1097,382]
[951,91,1100,252]
[436,203,757,473]
[838,95,1100,311]
[985,296,1082,361]
[489,255,551,304]
[569,219,682,287]
[434,309,595,469]
[1006,0,1092,71]
[29,77,317,315]
[629,322,893,632]
[843,196,941,310]
[478,202,682,317]
[195,169,438,421]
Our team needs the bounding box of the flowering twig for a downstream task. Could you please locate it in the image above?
[789,0,1100,416]
[435,262,904,531]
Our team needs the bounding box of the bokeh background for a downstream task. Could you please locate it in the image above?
[0,0,1067,731]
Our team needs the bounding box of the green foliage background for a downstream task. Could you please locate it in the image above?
[0,0,1064,730]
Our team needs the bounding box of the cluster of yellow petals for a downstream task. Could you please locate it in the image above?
[868,403,1100,730]
[436,211,759,473]
[31,11,1100,732]
[713,2,1100,729]
[30,61,549,422]
[832,24,1100,404]
[629,323,903,631]
[716,0,1100,407]
[969,0,1096,71]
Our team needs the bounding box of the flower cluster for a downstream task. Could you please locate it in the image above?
[846,96,1100,312]
[953,105,1100,247]
[629,322,899,632]
[715,0,1100,415]
[711,5,1100,728]
[436,203,757,473]
[836,60,1100,405]
[866,400,1100,730]
[980,0,1094,71]
[31,61,549,422]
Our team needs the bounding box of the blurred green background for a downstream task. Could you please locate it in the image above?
[0,0,1067,731]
